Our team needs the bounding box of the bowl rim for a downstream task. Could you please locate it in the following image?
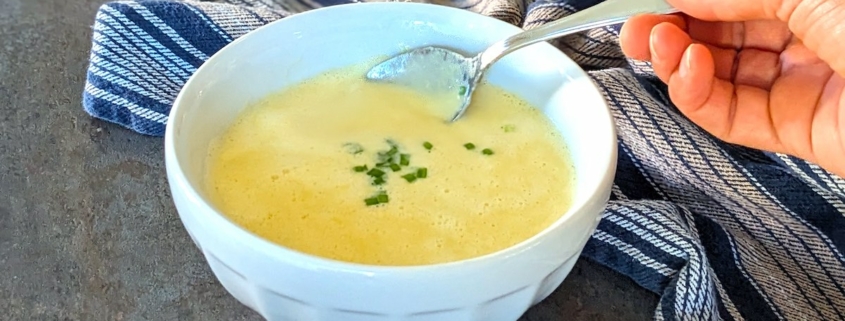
[164,1,616,273]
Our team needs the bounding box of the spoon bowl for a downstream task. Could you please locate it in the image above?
[366,0,678,122]
[366,46,479,121]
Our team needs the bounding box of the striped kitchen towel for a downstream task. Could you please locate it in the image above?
[82,0,845,320]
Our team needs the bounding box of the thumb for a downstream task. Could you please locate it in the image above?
[780,0,845,77]
[667,0,845,77]
[664,0,782,21]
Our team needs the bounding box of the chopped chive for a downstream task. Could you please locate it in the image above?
[353,165,368,172]
[386,146,399,157]
[389,163,402,172]
[482,148,494,155]
[343,142,364,155]
[364,197,379,206]
[377,192,389,203]
[376,161,390,168]
[367,168,385,177]
[458,85,467,95]
[377,152,390,162]
[399,153,411,166]
[416,167,428,178]
[502,124,516,133]
[423,141,433,150]
[464,143,476,150]
[372,177,386,185]
[402,173,417,183]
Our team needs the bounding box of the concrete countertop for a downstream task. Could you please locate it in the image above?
[0,0,659,319]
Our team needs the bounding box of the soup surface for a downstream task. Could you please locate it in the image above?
[204,63,575,266]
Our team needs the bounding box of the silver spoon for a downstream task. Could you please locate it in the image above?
[366,0,678,122]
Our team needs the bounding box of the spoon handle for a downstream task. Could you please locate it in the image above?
[476,0,678,71]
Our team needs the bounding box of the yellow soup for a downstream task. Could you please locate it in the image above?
[204,63,576,266]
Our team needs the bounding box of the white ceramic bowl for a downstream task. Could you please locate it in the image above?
[164,3,617,321]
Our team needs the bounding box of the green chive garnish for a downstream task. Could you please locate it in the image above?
[458,85,467,95]
[353,165,368,172]
[464,143,475,150]
[423,141,433,150]
[482,148,494,155]
[389,163,402,172]
[343,142,364,155]
[367,168,385,177]
[365,197,379,206]
[386,146,398,157]
[416,167,428,178]
[377,192,389,203]
[372,177,386,185]
[399,153,410,166]
[402,173,417,183]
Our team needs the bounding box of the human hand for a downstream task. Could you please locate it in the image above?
[619,0,845,178]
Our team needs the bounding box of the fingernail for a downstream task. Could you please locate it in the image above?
[679,45,693,78]
[649,28,659,60]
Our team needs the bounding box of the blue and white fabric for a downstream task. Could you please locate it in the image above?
[81,0,845,319]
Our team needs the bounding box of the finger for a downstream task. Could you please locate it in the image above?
[666,44,717,119]
[738,20,792,51]
[720,85,784,153]
[670,49,780,92]
[667,44,786,154]
[700,43,736,80]
[812,74,845,176]
[687,20,744,49]
[620,14,686,61]
[788,0,845,78]
[649,22,693,83]
[734,49,781,90]
[768,42,835,162]
[686,19,792,52]
[665,0,783,22]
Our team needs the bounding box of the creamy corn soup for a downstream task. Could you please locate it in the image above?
[204,62,576,266]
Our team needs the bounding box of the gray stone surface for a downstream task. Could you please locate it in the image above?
[0,0,660,320]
